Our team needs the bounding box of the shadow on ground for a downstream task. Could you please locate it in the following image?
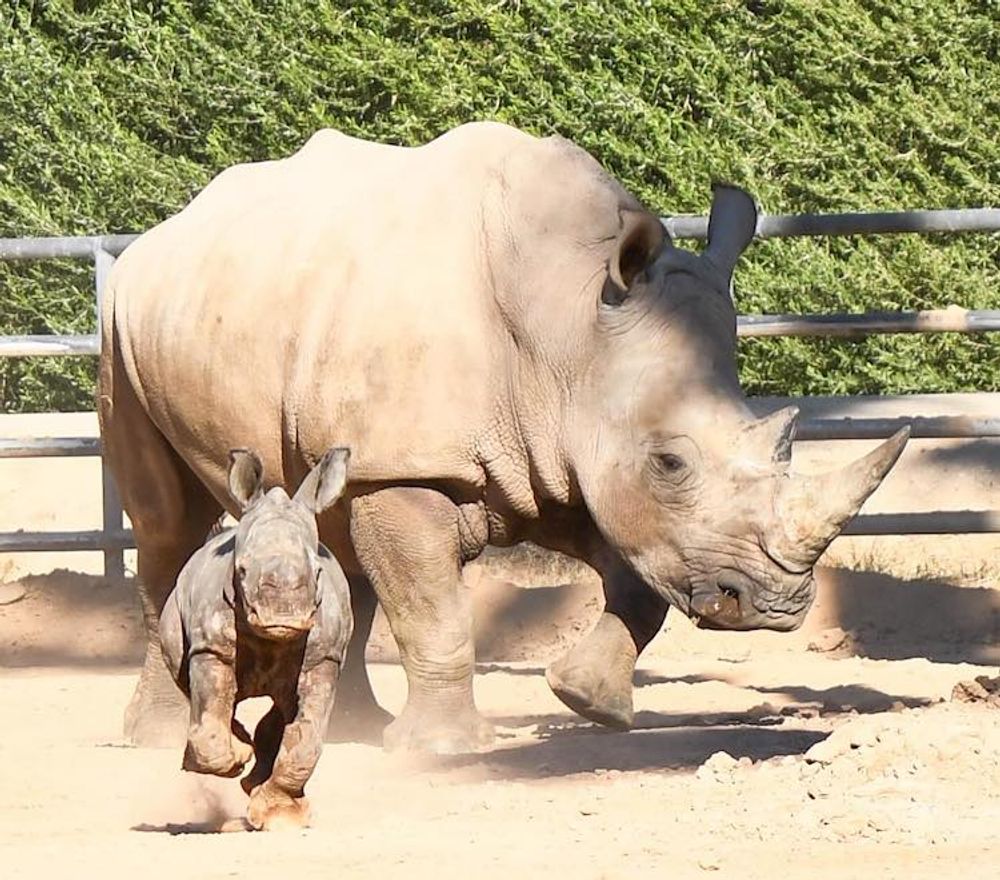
[433,724,827,779]
[0,570,143,668]
[814,567,999,665]
[466,676,934,780]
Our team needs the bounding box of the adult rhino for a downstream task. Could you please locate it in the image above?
[99,121,907,753]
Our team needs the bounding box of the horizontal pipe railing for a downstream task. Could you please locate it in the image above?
[737,309,1000,338]
[0,437,101,457]
[664,207,1000,240]
[793,415,1000,441]
[0,334,100,357]
[0,234,136,261]
[0,529,134,553]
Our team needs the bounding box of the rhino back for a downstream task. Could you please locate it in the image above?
[107,122,537,505]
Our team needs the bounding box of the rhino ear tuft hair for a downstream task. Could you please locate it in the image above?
[294,447,351,515]
[228,448,265,511]
[703,183,759,294]
[603,209,667,305]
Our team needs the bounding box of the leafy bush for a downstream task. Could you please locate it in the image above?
[1,0,997,411]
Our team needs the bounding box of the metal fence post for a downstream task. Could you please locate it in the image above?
[94,246,126,580]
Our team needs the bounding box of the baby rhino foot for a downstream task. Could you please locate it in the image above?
[182,724,254,777]
[247,782,311,831]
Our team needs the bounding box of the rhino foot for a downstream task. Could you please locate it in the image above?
[382,704,495,754]
[546,664,634,730]
[182,725,254,777]
[545,611,638,730]
[247,782,310,832]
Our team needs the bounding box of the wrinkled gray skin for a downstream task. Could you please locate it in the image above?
[99,123,908,754]
[161,447,353,830]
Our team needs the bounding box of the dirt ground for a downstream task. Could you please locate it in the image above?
[1,412,998,879]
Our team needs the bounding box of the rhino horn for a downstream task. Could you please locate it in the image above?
[773,427,910,566]
[744,405,799,465]
[704,183,759,292]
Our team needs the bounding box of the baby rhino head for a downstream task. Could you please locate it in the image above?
[227,446,350,641]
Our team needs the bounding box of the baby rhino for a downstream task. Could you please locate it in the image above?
[161,446,353,831]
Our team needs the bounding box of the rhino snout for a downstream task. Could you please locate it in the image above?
[689,569,814,632]
[246,603,317,640]
[245,575,319,639]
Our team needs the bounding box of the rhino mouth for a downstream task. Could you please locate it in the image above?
[246,608,315,640]
[689,569,808,632]
[690,576,745,629]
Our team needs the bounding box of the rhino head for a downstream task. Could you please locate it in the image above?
[227,446,350,640]
[567,184,907,631]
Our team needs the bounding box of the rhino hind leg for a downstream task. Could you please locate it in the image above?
[99,346,223,747]
[324,574,393,744]
[350,487,494,754]
[546,555,668,730]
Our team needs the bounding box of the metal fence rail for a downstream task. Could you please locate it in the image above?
[2,205,999,576]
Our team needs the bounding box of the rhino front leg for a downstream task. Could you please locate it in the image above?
[246,659,339,831]
[350,487,493,754]
[182,652,253,777]
[546,549,668,729]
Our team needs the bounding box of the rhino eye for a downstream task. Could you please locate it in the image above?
[656,453,686,473]
[236,564,247,581]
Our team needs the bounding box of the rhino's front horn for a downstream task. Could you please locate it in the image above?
[704,183,759,289]
[773,427,910,567]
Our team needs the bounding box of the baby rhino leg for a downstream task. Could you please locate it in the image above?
[183,653,253,777]
[247,660,339,831]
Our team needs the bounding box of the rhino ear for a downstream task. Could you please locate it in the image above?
[603,209,667,305]
[704,183,758,292]
[228,448,264,511]
[294,447,350,515]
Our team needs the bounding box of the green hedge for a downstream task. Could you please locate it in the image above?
[2,0,997,411]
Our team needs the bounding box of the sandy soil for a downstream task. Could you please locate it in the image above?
[1,412,998,878]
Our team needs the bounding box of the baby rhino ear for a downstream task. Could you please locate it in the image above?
[228,448,265,511]
[294,447,351,515]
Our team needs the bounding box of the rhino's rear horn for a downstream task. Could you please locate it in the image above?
[744,406,799,464]
[704,183,759,290]
[774,427,910,566]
